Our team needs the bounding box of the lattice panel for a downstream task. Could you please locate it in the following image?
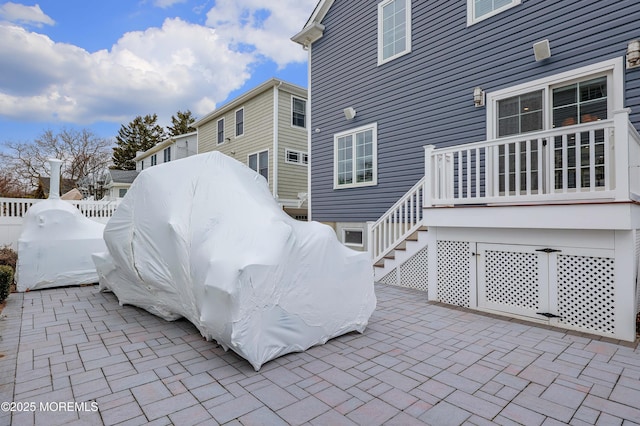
[437,241,470,307]
[484,250,539,311]
[556,254,615,335]
[378,268,399,286]
[399,246,429,292]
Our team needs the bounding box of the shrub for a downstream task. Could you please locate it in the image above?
[0,265,12,302]
[0,245,17,271]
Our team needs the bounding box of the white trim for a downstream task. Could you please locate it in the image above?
[467,0,521,26]
[333,123,378,189]
[216,117,225,145]
[343,228,364,247]
[235,106,245,138]
[285,148,309,166]
[486,58,624,139]
[377,0,412,66]
[307,45,313,221]
[291,95,307,129]
[273,84,280,198]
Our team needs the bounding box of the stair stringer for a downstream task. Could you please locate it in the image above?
[374,229,429,289]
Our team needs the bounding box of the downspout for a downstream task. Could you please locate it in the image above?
[306,45,312,221]
[273,81,282,201]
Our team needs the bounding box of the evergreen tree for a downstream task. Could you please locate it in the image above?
[167,110,197,136]
[112,114,166,170]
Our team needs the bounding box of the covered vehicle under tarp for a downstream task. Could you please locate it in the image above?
[16,160,106,292]
[94,152,376,370]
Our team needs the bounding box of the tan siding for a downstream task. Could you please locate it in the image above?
[198,90,275,192]
[277,89,308,207]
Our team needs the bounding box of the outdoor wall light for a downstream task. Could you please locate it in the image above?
[473,87,485,107]
[627,39,640,69]
[343,107,357,120]
[533,39,551,61]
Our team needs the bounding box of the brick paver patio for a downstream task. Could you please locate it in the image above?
[0,284,639,425]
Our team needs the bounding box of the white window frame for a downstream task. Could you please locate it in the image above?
[151,154,157,166]
[235,107,245,138]
[285,148,308,166]
[467,0,521,26]
[163,147,171,163]
[343,228,364,247]
[486,58,623,139]
[377,0,412,66]
[291,96,307,129]
[333,123,378,189]
[217,118,225,144]
[248,149,269,181]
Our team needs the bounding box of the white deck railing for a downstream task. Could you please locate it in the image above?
[425,109,640,206]
[368,177,426,264]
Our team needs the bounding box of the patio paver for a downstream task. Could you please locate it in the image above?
[0,283,638,425]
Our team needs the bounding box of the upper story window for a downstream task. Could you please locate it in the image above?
[151,154,157,166]
[163,147,171,162]
[334,123,378,189]
[378,0,411,65]
[217,118,225,144]
[292,97,306,128]
[249,150,269,181]
[235,107,244,137]
[467,0,521,26]
[286,149,308,165]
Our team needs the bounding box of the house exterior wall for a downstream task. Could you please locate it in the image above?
[308,0,640,223]
[198,90,275,193]
[277,88,309,207]
[135,133,197,171]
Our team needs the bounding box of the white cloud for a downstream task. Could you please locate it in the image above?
[205,0,316,67]
[153,0,187,9]
[0,1,318,129]
[0,18,252,123]
[0,2,54,27]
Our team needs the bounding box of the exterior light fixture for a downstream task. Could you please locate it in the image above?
[533,39,551,61]
[343,107,357,120]
[627,39,640,69]
[473,87,485,107]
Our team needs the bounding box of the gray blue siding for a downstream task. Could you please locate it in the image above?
[310,0,640,222]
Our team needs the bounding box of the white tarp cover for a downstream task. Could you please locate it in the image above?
[95,152,376,370]
[16,199,106,292]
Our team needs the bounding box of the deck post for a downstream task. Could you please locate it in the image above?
[366,221,374,259]
[423,145,435,208]
[613,108,631,201]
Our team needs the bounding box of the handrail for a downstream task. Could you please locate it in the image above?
[368,177,426,264]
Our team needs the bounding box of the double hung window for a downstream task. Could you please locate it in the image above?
[292,97,306,128]
[378,0,411,65]
[468,0,521,25]
[217,118,225,144]
[249,150,269,181]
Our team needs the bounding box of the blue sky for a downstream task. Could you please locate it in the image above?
[0,0,315,145]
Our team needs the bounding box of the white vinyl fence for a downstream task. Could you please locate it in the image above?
[0,197,120,248]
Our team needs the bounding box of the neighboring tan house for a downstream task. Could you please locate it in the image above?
[294,0,640,341]
[103,169,139,199]
[194,78,309,219]
[135,131,198,171]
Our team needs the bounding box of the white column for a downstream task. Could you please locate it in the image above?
[613,108,631,201]
[423,145,435,208]
[48,159,63,200]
